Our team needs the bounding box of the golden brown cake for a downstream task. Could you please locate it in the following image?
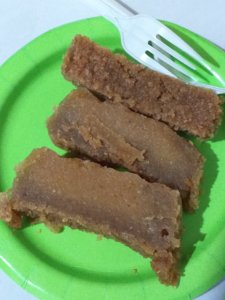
[47,88,204,211]
[0,147,182,286]
[62,35,222,139]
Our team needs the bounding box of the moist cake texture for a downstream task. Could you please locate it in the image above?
[62,35,222,139]
[47,88,204,211]
[0,147,182,286]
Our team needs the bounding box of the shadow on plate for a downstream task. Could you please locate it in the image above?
[14,230,152,285]
[181,140,219,274]
[211,101,225,142]
[163,21,219,68]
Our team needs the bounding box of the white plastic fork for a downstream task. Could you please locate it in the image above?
[84,0,225,94]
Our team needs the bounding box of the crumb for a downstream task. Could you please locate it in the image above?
[52,105,57,112]
[97,234,103,241]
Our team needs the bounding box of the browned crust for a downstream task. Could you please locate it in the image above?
[184,154,205,212]
[47,88,204,211]
[0,148,182,286]
[0,193,22,228]
[62,35,222,139]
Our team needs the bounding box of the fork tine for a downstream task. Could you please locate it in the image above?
[139,53,225,94]
[141,52,194,82]
[125,35,194,79]
[150,38,200,71]
[156,34,213,76]
[120,31,176,77]
[156,28,211,70]
[155,57,197,82]
[190,81,225,94]
[139,53,176,77]
[125,20,209,75]
[146,45,199,80]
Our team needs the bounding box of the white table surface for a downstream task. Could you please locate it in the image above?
[0,1,225,299]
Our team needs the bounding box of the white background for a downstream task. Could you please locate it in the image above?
[0,0,225,299]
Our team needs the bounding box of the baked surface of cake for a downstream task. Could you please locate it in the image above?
[0,148,182,286]
[48,88,203,211]
[62,35,222,139]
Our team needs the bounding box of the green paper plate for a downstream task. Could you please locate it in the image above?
[0,17,225,300]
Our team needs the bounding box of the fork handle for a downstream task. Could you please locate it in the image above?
[84,0,136,25]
